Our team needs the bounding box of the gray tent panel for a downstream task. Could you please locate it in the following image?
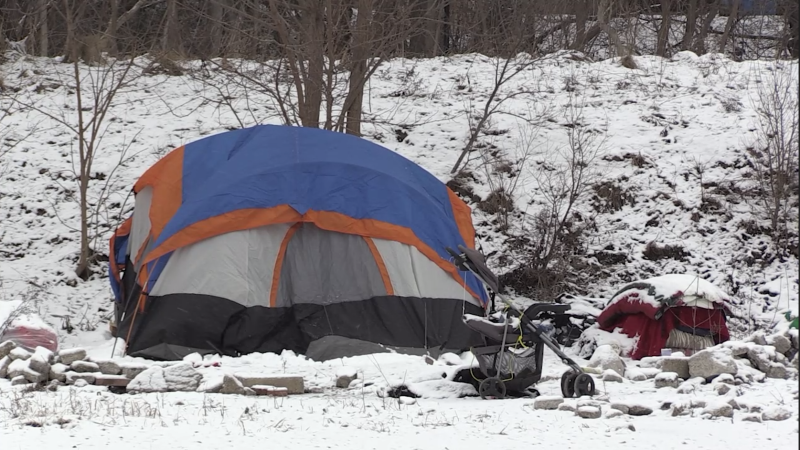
[275,223,387,306]
[149,223,292,307]
[128,186,153,260]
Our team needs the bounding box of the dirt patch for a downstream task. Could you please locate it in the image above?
[479,188,514,215]
[642,241,690,262]
[446,171,481,203]
[591,181,636,213]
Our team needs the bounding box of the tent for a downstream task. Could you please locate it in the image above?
[108,125,489,361]
[596,274,731,359]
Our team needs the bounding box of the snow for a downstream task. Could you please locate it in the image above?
[607,274,732,310]
[0,49,798,447]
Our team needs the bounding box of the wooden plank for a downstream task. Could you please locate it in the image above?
[94,375,130,387]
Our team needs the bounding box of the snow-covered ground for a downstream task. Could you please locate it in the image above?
[0,49,798,446]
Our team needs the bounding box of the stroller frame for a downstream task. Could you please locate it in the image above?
[447,245,596,399]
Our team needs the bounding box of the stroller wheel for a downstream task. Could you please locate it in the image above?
[573,373,596,397]
[478,377,507,399]
[560,371,577,398]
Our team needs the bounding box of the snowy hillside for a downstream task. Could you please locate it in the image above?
[1,49,799,449]
[0,50,798,348]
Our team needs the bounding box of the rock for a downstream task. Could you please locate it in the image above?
[33,346,55,364]
[624,368,647,381]
[533,396,564,410]
[727,398,741,410]
[71,360,100,373]
[163,363,202,391]
[577,399,603,409]
[587,345,626,377]
[714,373,735,384]
[7,358,28,379]
[252,385,288,397]
[127,366,167,393]
[661,356,690,379]
[610,403,630,414]
[615,424,636,432]
[49,363,68,382]
[120,363,148,379]
[557,403,576,412]
[768,335,792,355]
[94,359,122,375]
[336,371,358,389]
[0,356,10,378]
[234,374,304,394]
[671,403,689,417]
[722,341,750,357]
[689,347,737,379]
[27,353,50,377]
[627,404,654,416]
[714,383,731,395]
[220,374,248,395]
[740,413,762,423]
[762,406,792,422]
[576,406,601,419]
[46,379,63,392]
[0,340,16,359]
[243,387,256,396]
[765,363,787,379]
[66,372,96,385]
[57,348,87,365]
[8,347,31,361]
[73,379,89,388]
[746,331,768,346]
[605,409,624,418]
[702,401,734,418]
[690,399,707,409]
[10,375,28,386]
[22,367,46,383]
[602,369,624,383]
[654,372,680,388]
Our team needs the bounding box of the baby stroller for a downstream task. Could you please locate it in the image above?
[447,245,596,400]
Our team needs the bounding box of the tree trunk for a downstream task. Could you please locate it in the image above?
[162,0,182,55]
[656,0,672,56]
[682,0,698,51]
[718,0,739,53]
[208,0,224,57]
[38,0,48,56]
[344,0,373,136]
[694,0,719,55]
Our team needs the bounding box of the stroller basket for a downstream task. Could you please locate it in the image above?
[476,348,539,378]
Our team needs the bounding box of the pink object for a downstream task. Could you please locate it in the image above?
[1,314,59,353]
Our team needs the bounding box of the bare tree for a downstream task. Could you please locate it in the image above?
[747,63,799,254]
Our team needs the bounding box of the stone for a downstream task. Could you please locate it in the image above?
[764,362,788,379]
[616,424,636,432]
[27,353,50,377]
[94,375,130,387]
[57,348,87,365]
[0,356,10,378]
[762,406,792,422]
[10,375,28,386]
[46,379,63,391]
[94,359,122,375]
[610,403,630,414]
[746,331,768,346]
[605,409,624,418]
[120,363,148,379]
[533,396,564,410]
[714,383,731,395]
[587,345,626,377]
[702,401,734,418]
[714,373,735,384]
[252,385,289,397]
[220,374,248,395]
[235,374,304,395]
[33,346,55,364]
[624,368,647,381]
[163,363,203,391]
[722,341,750,357]
[7,358,28,379]
[688,347,737,379]
[73,379,89,388]
[336,373,358,389]
[576,406,601,419]
[690,399,707,409]
[740,413,762,423]
[66,372,96,385]
[23,367,46,383]
[601,369,624,383]
[654,372,680,388]
[8,347,31,361]
[670,403,689,417]
[0,340,16,359]
[768,335,792,355]
[661,356,691,379]
[626,404,654,416]
[71,360,100,373]
[49,363,68,382]
[127,366,167,393]
[557,403,576,412]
